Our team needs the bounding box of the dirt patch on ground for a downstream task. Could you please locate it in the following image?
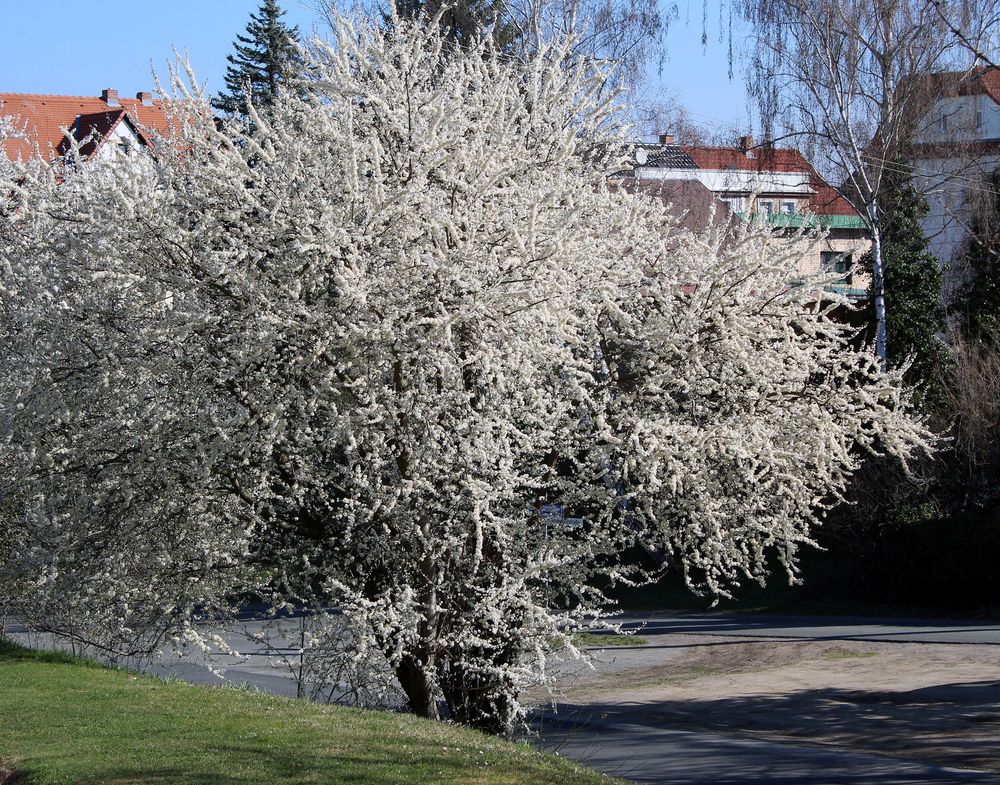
[556,636,1000,772]
[0,766,24,785]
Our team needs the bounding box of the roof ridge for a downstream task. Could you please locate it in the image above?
[75,107,126,116]
[0,91,110,100]
[0,92,161,102]
[682,144,804,153]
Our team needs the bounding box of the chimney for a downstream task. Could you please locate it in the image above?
[101,88,119,107]
[135,91,153,106]
[658,133,675,145]
[738,134,754,151]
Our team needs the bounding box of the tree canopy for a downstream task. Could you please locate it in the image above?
[393,0,523,50]
[373,0,667,91]
[0,9,931,735]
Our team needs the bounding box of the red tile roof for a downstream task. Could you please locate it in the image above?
[809,180,861,217]
[682,144,861,218]
[683,145,813,173]
[914,66,1000,106]
[980,68,1000,107]
[0,91,170,162]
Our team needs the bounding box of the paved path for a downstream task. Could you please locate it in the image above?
[610,612,1000,645]
[4,616,310,698]
[533,710,1000,784]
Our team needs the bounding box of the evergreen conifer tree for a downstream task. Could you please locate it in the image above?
[954,170,1000,342]
[861,162,946,388]
[213,0,302,116]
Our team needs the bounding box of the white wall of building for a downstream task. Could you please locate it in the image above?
[912,153,1000,298]
[94,120,143,161]
[915,94,1000,143]
[908,88,1000,302]
[633,167,815,195]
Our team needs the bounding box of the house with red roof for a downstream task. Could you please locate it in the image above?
[907,67,1000,299]
[614,135,872,300]
[0,88,170,163]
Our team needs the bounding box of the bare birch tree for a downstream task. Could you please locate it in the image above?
[510,0,669,87]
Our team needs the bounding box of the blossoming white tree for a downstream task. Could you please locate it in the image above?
[0,11,931,733]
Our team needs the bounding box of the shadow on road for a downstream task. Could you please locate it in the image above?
[536,678,1000,781]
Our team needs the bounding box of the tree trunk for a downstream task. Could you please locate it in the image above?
[396,653,439,720]
[442,682,515,735]
[438,649,518,735]
[868,207,889,369]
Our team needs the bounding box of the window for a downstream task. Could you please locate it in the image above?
[821,251,852,285]
[720,195,745,212]
[780,200,796,215]
[976,108,984,131]
[939,114,949,133]
[757,199,775,215]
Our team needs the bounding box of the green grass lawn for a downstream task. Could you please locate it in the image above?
[573,633,649,647]
[0,639,620,785]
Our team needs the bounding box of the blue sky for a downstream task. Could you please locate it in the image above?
[0,0,751,135]
[647,0,754,135]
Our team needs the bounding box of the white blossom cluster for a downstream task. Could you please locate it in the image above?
[0,11,931,732]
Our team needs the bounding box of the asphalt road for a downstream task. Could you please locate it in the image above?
[533,711,1000,785]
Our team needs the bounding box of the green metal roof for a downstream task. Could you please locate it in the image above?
[770,213,868,230]
[738,212,869,230]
